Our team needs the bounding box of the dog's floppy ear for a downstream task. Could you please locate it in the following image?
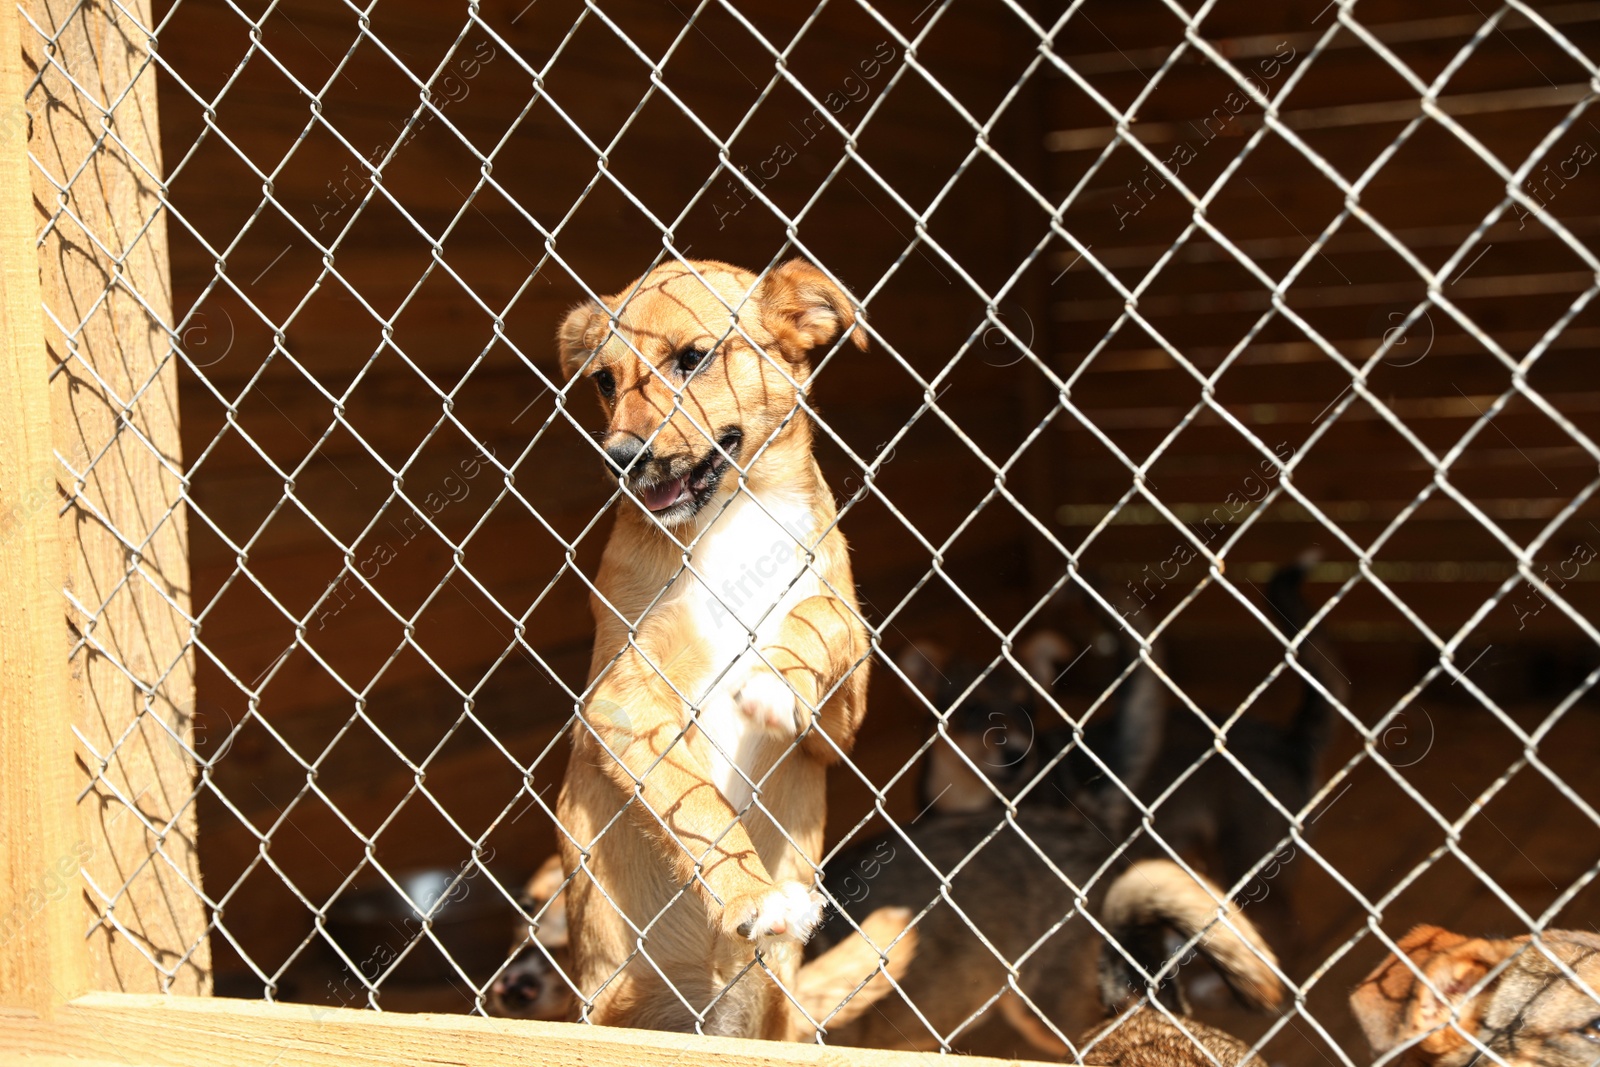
[756,258,868,357]
[895,641,948,702]
[1350,925,1520,1061]
[519,854,569,946]
[557,301,605,380]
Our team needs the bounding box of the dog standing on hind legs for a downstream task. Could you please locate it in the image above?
[554,258,883,1039]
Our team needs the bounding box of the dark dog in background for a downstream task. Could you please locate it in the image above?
[813,803,1130,1052]
[1130,554,1344,954]
[894,594,1165,832]
[813,800,1285,1060]
[895,644,1053,816]
[904,556,1342,959]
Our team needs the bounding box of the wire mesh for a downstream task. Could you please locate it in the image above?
[22,0,1600,1063]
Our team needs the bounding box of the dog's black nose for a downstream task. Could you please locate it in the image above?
[603,439,652,477]
[493,970,541,1010]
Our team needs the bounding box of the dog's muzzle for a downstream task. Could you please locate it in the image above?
[613,429,742,518]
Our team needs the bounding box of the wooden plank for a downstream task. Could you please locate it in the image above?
[0,1,90,1019]
[0,993,1055,1067]
[25,0,210,993]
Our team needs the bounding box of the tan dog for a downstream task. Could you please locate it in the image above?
[489,855,919,1038]
[488,855,571,1021]
[553,258,872,1037]
[1350,925,1600,1067]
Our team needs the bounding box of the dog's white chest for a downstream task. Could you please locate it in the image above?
[680,491,820,808]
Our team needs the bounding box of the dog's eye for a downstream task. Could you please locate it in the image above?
[591,368,615,400]
[1583,1018,1600,1042]
[677,347,711,374]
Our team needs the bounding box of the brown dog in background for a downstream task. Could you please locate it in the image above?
[554,258,876,1037]
[487,855,571,1021]
[1350,925,1600,1067]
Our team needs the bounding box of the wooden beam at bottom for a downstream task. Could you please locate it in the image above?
[1,993,1052,1067]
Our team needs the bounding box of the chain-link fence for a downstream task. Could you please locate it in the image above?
[21,0,1600,1063]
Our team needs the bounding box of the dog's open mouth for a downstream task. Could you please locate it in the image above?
[636,429,742,517]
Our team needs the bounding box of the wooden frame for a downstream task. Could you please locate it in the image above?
[0,4,1042,1064]
[3,994,1041,1067]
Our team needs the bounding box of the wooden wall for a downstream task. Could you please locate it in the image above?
[150,0,1599,1033]
[1037,0,1600,703]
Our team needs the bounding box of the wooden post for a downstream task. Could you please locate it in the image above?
[0,1,90,1020]
[21,0,209,994]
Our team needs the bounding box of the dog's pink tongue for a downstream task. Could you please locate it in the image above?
[639,475,689,512]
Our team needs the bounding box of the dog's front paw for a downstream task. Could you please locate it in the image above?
[725,882,825,950]
[732,669,801,737]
